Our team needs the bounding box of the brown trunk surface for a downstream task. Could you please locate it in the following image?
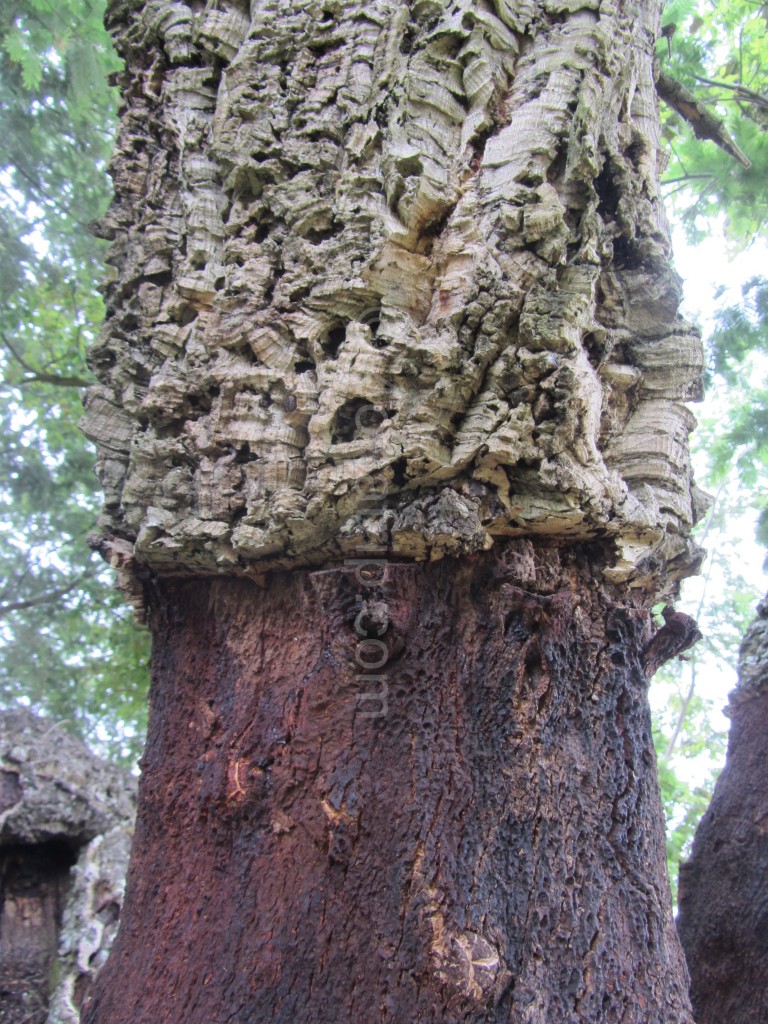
[0,841,76,1024]
[83,542,692,1024]
[677,595,768,1023]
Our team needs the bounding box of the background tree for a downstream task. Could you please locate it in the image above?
[660,0,767,237]
[651,481,759,897]
[676,593,768,1024]
[657,4,768,984]
[644,0,768,890]
[0,0,150,762]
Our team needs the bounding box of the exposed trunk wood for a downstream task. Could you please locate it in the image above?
[677,594,768,1023]
[83,545,693,1024]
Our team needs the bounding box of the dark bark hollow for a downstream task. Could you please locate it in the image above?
[83,542,691,1024]
[677,595,768,1023]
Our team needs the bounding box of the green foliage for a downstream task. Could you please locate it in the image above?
[709,277,768,379]
[651,483,761,898]
[660,0,768,241]
[653,0,768,874]
[700,279,768,551]
[0,0,149,765]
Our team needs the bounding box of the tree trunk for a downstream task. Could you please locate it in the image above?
[0,710,134,1024]
[82,0,705,1020]
[83,545,692,1024]
[677,594,768,1023]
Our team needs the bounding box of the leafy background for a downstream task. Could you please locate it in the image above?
[0,0,150,763]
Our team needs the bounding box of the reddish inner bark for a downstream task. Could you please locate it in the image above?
[83,542,692,1024]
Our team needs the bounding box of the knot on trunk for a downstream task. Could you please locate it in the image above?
[642,605,702,677]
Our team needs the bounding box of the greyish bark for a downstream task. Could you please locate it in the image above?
[81,1,704,1021]
[677,594,768,1023]
[85,0,705,590]
[0,710,135,1024]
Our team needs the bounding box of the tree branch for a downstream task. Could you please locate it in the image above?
[15,373,93,388]
[664,665,697,761]
[0,331,92,389]
[0,573,93,620]
[662,173,717,186]
[693,76,768,111]
[657,70,752,168]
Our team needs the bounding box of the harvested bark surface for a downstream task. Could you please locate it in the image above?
[83,541,693,1024]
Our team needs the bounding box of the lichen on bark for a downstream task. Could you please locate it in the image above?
[84,0,706,594]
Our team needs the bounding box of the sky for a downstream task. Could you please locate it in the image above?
[651,226,768,788]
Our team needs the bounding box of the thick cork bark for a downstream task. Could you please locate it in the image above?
[84,0,705,596]
[83,543,693,1024]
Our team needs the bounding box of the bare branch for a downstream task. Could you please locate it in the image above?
[0,572,94,620]
[657,70,752,168]
[693,75,768,111]
[0,331,92,389]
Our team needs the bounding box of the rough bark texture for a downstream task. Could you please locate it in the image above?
[80,1,705,1020]
[84,0,706,596]
[677,594,768,1024]
[83,544,693,1024]
[0,711,135,1024]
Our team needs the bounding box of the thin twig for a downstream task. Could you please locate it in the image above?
[0,331,92,388]
[0,572,94,620]
[694,76,768,108]
[664,664,697,761]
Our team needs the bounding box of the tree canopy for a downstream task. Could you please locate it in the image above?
[650,0,768,888]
